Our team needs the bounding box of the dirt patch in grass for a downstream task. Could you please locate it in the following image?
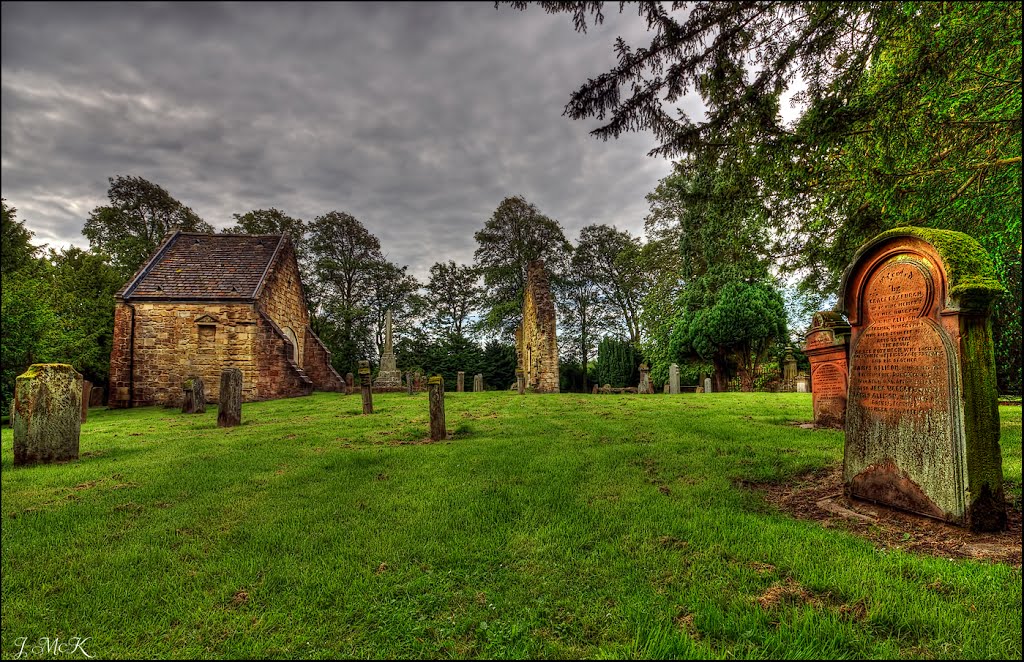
[751,465,1022,566]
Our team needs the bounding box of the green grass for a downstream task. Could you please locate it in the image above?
[2,393,1021,659]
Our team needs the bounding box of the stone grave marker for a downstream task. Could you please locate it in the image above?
[457,371,465,393]
[704,377,712,393]
[13,364,82,465]
[669,364,680,395]
[473,374,483,392]
[217,368,242,427]
[406,371,414,396]
[803,311,850,429]
[840,228,1005,530]
[89,386,104,407]
[638,363,651,394]
[345,372,355,396]
[516,369,525,395]
[181,375,206,414]
[81,379,92,423]
[428,375,447,441]
[358,360,373,414]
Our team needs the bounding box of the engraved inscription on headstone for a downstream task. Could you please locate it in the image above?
[804,310,851,429]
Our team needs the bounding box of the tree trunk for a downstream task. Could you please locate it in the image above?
[712,352,730,393]
[217,369,242,428]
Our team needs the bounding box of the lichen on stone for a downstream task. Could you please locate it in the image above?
[875,226,1004,299]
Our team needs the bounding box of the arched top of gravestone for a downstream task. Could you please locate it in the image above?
[838,227,1003,324]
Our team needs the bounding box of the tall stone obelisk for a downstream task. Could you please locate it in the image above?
[374,310,402,389]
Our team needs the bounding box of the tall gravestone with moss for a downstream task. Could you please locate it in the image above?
[13,364,83,465]
[840,228,1005,531]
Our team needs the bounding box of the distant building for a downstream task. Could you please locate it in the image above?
[108,231,344,408]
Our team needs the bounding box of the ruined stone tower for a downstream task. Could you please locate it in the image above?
[515,260,559,393]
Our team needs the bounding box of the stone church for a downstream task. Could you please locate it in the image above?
[108,231,345,408]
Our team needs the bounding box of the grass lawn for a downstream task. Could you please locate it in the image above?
[2,392,1021,659]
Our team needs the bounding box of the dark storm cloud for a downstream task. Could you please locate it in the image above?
[1,2,701,278]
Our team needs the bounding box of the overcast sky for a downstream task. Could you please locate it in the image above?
[1,2,714,279]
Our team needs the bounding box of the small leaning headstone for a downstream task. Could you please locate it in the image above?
[473,374,483,392]
[457,371,465,393]
[181,376,206,414]
[81,379,92,423]
[217,368,242,427]
[13,364,82,466]
[428,375,447,441]
[704,377,712,393]
[359,360,373,414]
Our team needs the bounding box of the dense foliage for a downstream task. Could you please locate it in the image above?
[510,0,1022,393]
[595,336,641,388]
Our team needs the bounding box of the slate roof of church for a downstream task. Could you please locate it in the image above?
[117,231,287,300]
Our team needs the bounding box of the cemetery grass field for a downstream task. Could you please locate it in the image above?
[1,393,1021,660]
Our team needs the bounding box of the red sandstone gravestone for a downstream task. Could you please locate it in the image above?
[803,311,851,429]
[840,228,1005,531]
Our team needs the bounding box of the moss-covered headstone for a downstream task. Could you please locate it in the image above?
[13,364,83,466]
[217,368,243,428]
[181,376,206,414]
[839,228,1005,531]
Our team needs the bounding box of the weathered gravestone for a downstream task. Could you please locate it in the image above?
[795,375,809,393]
[840,227,1005,531]
[669,364,680,395]
[782,348,798,392]
[358,360,373,415]
[428,375,447,441]
[704,377,712,393]
[345,372,355,396]
[638,363,652,394]
[181,376,206,414]
[457,371,465,392]
[406,371,414,396]
[516,369,525,395]
[13,364,82,465]
[81,379,92,423]
[663,383,670,394]
[803,311,851,430]
[373,310,402,389]
[591,384,599,395]
[473,374,483,392]
[217,368,242,427]
[89,386,104,407]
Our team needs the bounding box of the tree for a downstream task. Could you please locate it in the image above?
[83,175,213,278]
[366,260,421,357]
[1,272,53,414]
[556,243,615,392]
[510,1,1022,392]
[422,261,482,340]
[307,211,386,373]
[473,195,571,336]
[1,199,39,274]
[670,278,788,392]
[595,336,641,388]
[572,224,651,344]
[43,247,123,387]
[481,340,518,390]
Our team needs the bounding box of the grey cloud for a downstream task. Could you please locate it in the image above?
[2,1,681,280]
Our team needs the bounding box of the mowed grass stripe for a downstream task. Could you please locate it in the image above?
[2,393,1021,659]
